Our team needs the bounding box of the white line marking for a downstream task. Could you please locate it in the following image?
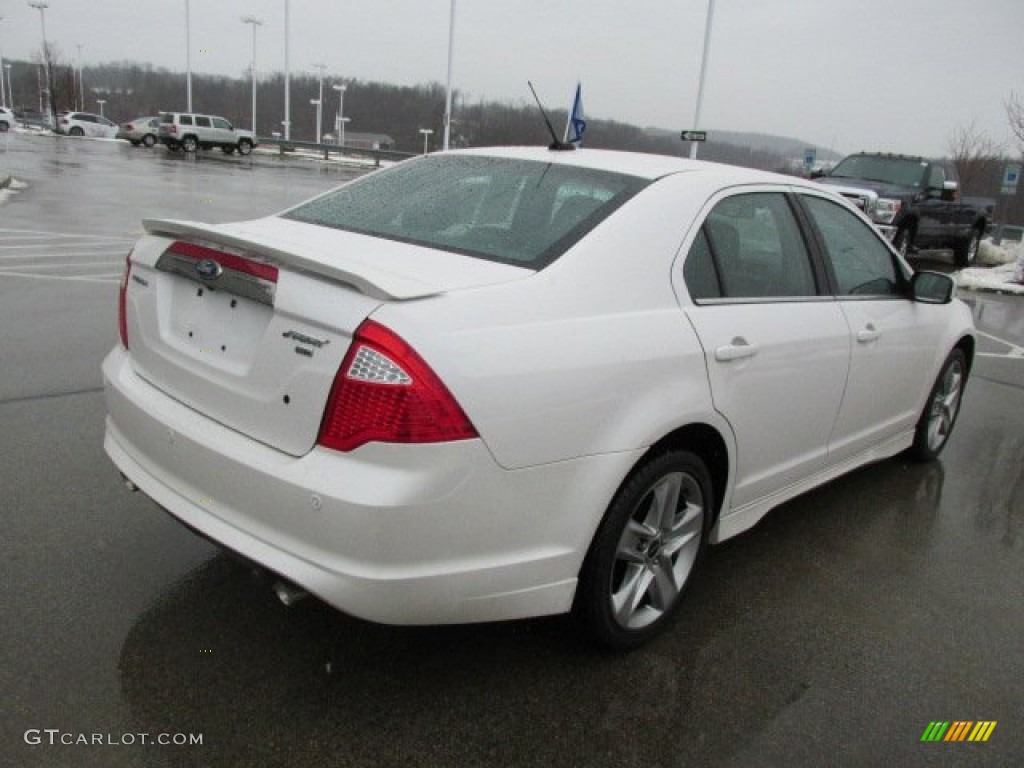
[975,330,1024,359]
[0,271,118,284]
[0,261,121,271]
[0,227,135,241]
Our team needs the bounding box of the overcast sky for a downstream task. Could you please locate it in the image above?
[2,0,1022,157]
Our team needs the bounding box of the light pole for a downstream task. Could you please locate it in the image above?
[0,15,6,109]
[283,0,290,140]
[312,63,325,144]
[419,128,433,155]
[96,98,105,117]
[310,99,321,143]
[4,65,12,111]
[442,0,456,150]
[27,1,50,121]
[184,0,192,111]
[339,116,350,148]
[76,43,84,111]
[241,15,263,134]
[332,83,345,145]
[689,0,716,160]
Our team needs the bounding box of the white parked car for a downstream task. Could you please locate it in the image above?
[56,111,119,138]
[0,106,13,132]
[103,147,974,649]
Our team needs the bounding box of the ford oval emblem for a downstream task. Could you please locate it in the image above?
[195,259,223,280]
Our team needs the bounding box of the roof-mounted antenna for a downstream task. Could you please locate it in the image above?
[528,81,575,151]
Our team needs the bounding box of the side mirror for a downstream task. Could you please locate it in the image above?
[940,180,959,202]
[810,169,826,179]
[911,271,954,304]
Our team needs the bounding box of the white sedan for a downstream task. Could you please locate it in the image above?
[103,147,974,649]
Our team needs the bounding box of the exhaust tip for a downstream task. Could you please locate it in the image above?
[273,580,309,607]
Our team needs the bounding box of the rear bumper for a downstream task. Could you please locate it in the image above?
[103,346,638,625]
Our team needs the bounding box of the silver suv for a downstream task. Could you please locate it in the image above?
[158,112,257,155]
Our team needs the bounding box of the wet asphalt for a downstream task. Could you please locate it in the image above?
[1,134,1021,767]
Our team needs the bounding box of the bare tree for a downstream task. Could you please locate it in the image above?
[947,120,1004,195]
[1008,91,1024,150]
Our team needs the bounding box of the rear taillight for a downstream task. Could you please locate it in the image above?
[118,251,132,348]
[317,320,477,452]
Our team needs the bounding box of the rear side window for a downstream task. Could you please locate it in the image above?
[195,116,212,128]
[180,115,194,126]
[801,195,902,296]
[283,155,649,268]
[684,192,817,301]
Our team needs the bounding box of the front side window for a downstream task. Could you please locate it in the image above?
[683,192,817,301]
[283,155,649,268]
[212,117,231,130]
[801,195,902,296]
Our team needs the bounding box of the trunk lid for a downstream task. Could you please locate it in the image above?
[124,216,531,456]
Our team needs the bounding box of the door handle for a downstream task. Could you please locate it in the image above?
[715,337,758,362]
[856,324,881,343]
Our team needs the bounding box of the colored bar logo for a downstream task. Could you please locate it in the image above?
[921,721,997,742]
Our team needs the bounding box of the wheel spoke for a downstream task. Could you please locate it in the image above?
[651,473,683,532]
[663,502,703,558]
[612,565,653,626]
[649,554,680,610]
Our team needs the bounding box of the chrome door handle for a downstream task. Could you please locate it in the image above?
[715,337,758,362]
[856,324,881,343]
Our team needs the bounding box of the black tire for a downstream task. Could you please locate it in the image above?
[237,139,253,156]
[953,227,983,269]
[0,121,9,133]
[142,134,156,148]
[893,224,914,258]
[69,126,84,137]
[181,135,199,153]
[576,450,712,651]
[909,349,967,462]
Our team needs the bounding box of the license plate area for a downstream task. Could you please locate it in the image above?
[167,280,272,370]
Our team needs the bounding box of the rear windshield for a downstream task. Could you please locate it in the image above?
[282,155,650,268]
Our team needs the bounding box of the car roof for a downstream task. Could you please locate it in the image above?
[449,145,798,186]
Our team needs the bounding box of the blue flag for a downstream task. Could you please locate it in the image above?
[565,82,586,147]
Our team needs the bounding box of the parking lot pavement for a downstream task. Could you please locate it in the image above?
[1,136,1022,767]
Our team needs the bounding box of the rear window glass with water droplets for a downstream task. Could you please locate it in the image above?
[282,155,649,268]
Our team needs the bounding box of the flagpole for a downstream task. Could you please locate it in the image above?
[442,0,456,151]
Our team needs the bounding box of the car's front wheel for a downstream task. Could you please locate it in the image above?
[237,139,253,156]
[576,450,711,650]
[0,121,9,133]
[909,348,967,462]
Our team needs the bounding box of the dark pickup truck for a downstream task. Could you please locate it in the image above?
[814,152,993,268]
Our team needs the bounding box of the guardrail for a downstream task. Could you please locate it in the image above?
[257,137,415,166]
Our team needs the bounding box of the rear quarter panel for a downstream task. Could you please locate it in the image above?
[373,174,728,471]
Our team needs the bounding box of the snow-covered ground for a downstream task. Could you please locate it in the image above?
[957,238,1024,295]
